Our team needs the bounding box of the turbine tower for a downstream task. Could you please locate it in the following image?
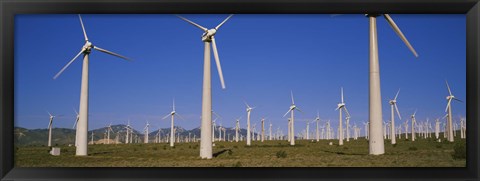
[73,109,80,146]
[336,87,350,146]
[162,99,184,147]
[444,80,462,142]
[177,14,233,159]
[365,14,418,155]
[244,101,255,146]
[283,91,302,146]
[235,117,241,142]
[411,110,417,141]
[315,111,320,142]
[389,89,402,144]
[53,15,130,156]
[144,121,150,144]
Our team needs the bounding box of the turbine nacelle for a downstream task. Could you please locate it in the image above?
[201,29,217,42]
[82,41,93,52]
[389,99,396,105]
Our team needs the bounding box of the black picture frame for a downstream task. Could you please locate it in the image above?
[1,0,479,180]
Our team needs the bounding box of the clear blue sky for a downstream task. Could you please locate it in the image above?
[15,14,466,135]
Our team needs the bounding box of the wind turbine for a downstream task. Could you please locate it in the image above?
[411,110,417,141]
[283,91,302,146]
[177,14,233,159]
[144,121,150,144]
[244,101,255,146]
[53,15,130,156]
[269,121,273,141]
[336,87,350,146]
[389,89,402,144]
[47,111,56,147]
[363,14,419,155]
[162,99,184,147]
[444,80,462,142]
[234,117,241,142]
[315,111,320,142]
[73,108,80,146]
[107,122,114,144]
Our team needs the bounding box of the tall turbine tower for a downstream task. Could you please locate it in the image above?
[315,111,320,142]
[177,14,233,159]
[53,15,130,156]
[365,14,418,155]
[444,80,462,142]
[235,117,241,142]
[144,121,150,144]
[388,89,402,144]
[411,110,417,141]
[162,99,184,147]
[244,101,255,146]
[336,87,350,146]
[283,91,302,146]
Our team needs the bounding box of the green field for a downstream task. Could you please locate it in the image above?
[15,138,466,167]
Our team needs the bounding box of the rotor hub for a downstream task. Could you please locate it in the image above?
[201,29,217,42]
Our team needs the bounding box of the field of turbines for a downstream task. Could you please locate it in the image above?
[15,14,467,167]
[15,135,466,167]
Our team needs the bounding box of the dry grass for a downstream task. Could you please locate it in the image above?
[15,138,466,167]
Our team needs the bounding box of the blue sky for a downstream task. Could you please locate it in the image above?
[15,14,466,135]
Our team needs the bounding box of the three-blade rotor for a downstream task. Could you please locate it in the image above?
[283,91,302,117]
[176,14,234,89]
[445,80,463,112]
[53,14,131,80]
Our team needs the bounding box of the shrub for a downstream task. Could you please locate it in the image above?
[233,161,242,167]
[392,144,397,147]
[233,146,238,149]
[219,145,225,148]
[435,144,442,149]
[408,146,418,151]
[276,150,287,158]
[153,147,158,151]
[227,150,233,156]
[452,142,466,160]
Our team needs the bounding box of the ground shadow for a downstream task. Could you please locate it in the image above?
[322,150,368,156]
[213,149,231,157]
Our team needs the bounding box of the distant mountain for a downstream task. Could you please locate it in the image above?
[14,125,250,146]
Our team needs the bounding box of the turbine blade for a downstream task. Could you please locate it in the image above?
[173,98,176,112]
[175,113,186,121]
[73,118,78,129]
[73,108,79,116]
[243,101,251,108]
[295,107,303,113]
[175,15,208,32]
[283,109,292,118]
[291,91,295,105]
[212,110,222,119]
[343,106,351,118]
[78,14,89,41]
[445,80,453,96]
[383,14,419,57]
[341,87,344,103]
[162,113,171,120]
[48,120,53,128]
[215,14,234,30]
[53,49,84,79]
[93,46,131,61]
[394,89,400,100]
[445,98,452,112]
[211,36,226,89]
[395,104,402,120]
[453,97,463,103]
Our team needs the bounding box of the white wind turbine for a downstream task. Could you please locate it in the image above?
[235,117,241,142]
[244,101,255,146]
[411,110,417,141]
[336,87,350,146]
[444,80,462,142]
[162,99,185,147]
[177,14,233,159]
[362,14,419,155]
[261,117,267,142]
[107,122,114,144]
[144,121,150,144]
[269,121,273,141]
[53,15,130,156]
[283,91,302,146]
[315,111,320,142]
[388,89,402,144]
[47,111,56,147]
[73,108,80,146]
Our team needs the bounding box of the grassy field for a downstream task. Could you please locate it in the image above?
[15,138,466,167]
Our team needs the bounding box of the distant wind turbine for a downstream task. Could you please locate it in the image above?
[162,99,185,147]
[444,80,462,142]
[244,101,255,146]
[283,91,302,146]
[388,89,402,144]
[47,111,56,147]
[336,87,350,146]
[53,15,130,156]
